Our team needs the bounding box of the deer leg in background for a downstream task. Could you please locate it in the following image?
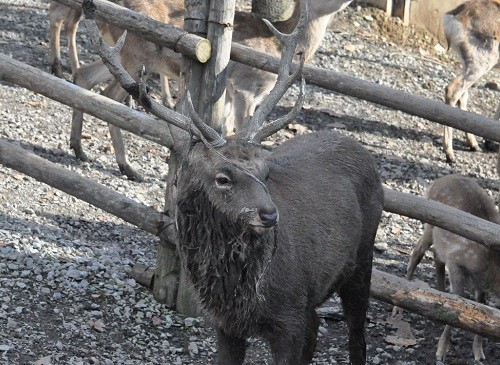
[436,264,466,364]
[457,89,482,153]
[71,59,113,162]
[472,291,487,363]
[160,74,174,108]
[65,7,82,76]
[406,224,433,280]
[102,78,142,181]
[49,3,65,78]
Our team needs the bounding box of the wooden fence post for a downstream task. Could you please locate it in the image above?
[153,0,236,316]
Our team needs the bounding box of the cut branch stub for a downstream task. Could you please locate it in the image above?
[244,0,308,141]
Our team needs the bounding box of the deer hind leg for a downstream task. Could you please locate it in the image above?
[64,8,82,76]
[71,60,112,161]
[49,3,64,78]
[458,89,481,152]
[406,224,433,280]
[160,74,175,108]
[472,291,486,363]
[495,104,500,179]
[436,263,466,364]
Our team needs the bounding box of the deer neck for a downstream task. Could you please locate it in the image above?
[176,188,275,336]
[274,1,335,62]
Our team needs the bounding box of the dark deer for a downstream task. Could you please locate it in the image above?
[83,0,384,363]
[65,0,352,180]
[442,0,500,164]
[405,174,500,364]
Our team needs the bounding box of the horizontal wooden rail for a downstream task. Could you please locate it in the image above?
[2,55,500,252]
[1,139,498,339]
[0,53,189,150]
[54,0,211,63]
[371,269,500,340]
[384,188,500,251]
[230,43,500,143]
[0,137,174,241]
[48,0,500,143]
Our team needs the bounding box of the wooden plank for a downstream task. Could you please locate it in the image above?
[200,0,236,131]
[371,269,500,340]
[0,138,173,240]
[383,188,500,251]
[228,43,500,143]
[0,53,176,149]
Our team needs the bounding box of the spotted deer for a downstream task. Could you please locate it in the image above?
[442,0,500,164]
[405,174,500,364]
[83,0,384,363]
[59,0,352,180]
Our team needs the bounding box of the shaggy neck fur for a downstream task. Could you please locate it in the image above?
[176,185,276,337]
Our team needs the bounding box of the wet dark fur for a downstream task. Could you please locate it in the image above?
[175,131,384,364]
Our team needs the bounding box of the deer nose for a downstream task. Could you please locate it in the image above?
[259,210,278,228]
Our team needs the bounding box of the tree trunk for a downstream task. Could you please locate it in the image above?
[252,0,295,21]
[200,0,236,133]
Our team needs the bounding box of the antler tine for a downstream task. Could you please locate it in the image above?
[249,73,306,144]
[82,0,224,145]
[244,0,308,139]
[185,92,226,147]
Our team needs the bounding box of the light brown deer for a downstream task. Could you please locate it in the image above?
[83,1,383,363]
[405,174,500,364]
[48,1,173,106]
[66,0,352,180]
[442,0,500,164]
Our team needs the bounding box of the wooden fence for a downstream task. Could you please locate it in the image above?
[1,0,499,340]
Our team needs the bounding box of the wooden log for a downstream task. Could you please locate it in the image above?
[383,188,500,251]
[153,0,211,315]
[229,44,500,143]
[0,53,179,149]
[371,269,500,340]
[0,138,173,241]
[53,0,211,63]
[52,0,500,142]
[252,0,295,21]
[200,0,236,131]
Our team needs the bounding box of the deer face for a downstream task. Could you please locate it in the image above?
[177,140,278,233]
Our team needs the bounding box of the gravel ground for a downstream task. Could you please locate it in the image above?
[1,1,500,364]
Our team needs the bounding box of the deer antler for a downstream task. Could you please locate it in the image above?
[245,0,308,143]
[81,0,225,146]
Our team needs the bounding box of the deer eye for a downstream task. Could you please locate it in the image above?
[215,173,232,188]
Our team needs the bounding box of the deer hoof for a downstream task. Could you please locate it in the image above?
[483,139,498,152]
[119,165,143,182]
[445,155,455,165]
[51,61,64,79]
[470,145,482,152]
[71,146,89,162]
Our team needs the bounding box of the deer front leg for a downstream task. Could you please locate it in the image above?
[443,126,455,164]
[104,80,142,181]
[216,328,246,365]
